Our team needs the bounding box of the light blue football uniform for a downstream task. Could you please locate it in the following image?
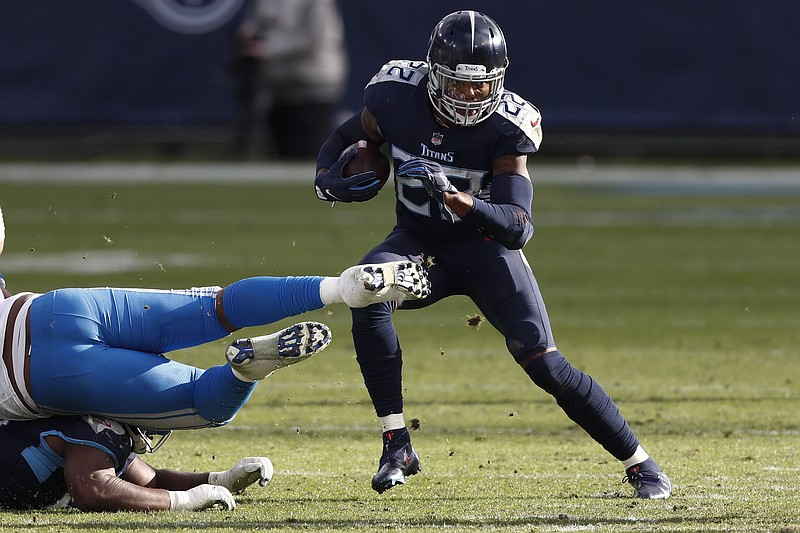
[1,276,325,430]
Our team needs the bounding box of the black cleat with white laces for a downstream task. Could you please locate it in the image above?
[624,457,672,499]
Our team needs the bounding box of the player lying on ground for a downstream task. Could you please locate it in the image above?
[0,261,430,430]
[314,10,670,499]
[0,414,275,511]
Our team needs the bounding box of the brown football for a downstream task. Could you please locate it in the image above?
[343,140,391,184]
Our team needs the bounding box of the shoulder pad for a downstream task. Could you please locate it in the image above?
[367,60,429,88]
[496,91,543,150]
[83,415,126,436]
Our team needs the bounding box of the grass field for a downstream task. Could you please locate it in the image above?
[1,163,799,531]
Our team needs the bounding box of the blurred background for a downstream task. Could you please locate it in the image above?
[1,0,799,162]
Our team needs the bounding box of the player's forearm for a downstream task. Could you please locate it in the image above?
[456,171,534,249]
[69,475,171,511]
[442,191,474,218]
[460,198,534,250]
[316,112,368,172]
[151,468,212,491]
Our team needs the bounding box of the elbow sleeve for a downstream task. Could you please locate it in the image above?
[463,201,533,249]
[462,172,534,249]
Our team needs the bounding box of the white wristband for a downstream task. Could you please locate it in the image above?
[168,490,189,511]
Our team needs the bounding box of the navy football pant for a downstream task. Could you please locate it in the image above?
[28,276,324,430]
[352,228,639,461]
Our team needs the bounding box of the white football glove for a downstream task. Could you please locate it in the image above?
[168,484,236,511]
[208,457,274,493]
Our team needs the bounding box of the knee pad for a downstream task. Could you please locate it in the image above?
[505,320,549,363]
[523,351,576,396]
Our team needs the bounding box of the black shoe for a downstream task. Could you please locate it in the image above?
[624,458,672,499]
[371,430,421,494]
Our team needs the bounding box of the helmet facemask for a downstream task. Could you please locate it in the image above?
[428,60,507,126]
[123,424,173,454]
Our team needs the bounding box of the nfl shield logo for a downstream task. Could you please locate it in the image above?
[431,132,444,146]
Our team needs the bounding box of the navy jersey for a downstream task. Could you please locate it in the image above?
[0,415,133,509]
[364,60,543,240]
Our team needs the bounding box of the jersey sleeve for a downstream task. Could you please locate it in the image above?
[365,60,428,116]
[39,416,133,472]
[69,416,134,469]
[0,416,133,509]
[492,91,543,158]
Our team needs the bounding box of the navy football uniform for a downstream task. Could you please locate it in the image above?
[0,415,132,509]
[314,9,670,499]
[365,60,541,240]
[329,60,639,464]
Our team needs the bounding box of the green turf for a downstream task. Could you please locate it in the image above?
[1,172,798,531]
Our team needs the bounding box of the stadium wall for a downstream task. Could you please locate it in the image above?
[0,0,797,158]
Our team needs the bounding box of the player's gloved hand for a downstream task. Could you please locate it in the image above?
[397,158,458,222]
[208,457,274,493]
[315,145,383,203]
[397,159,457,203]
[168,484,236,511]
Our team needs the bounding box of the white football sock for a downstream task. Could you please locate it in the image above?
[380,413,406,433]
[621,445,650,468]
[319,276,340,305]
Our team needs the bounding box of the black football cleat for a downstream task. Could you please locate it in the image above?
[371,441,421,494]
[624,457,672,499]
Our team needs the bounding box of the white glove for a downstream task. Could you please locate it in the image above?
[208,457,274,493]
[168,484,236,511]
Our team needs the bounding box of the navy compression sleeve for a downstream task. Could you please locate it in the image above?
[316,112,369,172]
[461,172,534,250]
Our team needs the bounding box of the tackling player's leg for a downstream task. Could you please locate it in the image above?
[322,260,431,308]
[25,261,430,431]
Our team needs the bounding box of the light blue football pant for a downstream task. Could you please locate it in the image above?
[28,276,325,430]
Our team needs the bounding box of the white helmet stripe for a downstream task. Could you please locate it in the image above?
[469,10,476,52]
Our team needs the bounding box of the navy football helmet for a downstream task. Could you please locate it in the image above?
[427,10,508,126]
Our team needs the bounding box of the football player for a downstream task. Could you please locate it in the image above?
[0,261,429,430]
[314,10,671,499]
[0,414,274,511]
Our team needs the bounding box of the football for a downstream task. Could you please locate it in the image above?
[343,140,391,184]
